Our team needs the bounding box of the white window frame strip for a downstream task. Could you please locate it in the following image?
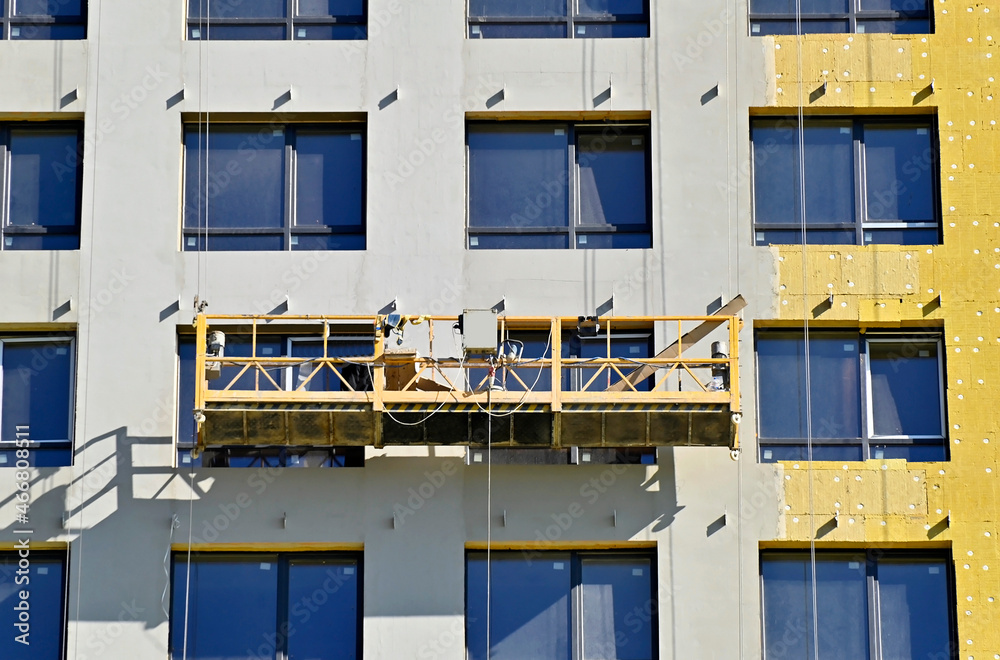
[863,336,946,442]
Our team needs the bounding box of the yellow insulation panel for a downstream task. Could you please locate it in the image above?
[765,3,1000,655]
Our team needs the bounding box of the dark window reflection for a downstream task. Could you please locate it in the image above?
[1,339,73,443]
[468,123,651,250]
[467,551,654,660]
[756,331,945,461]
[171,553,362,659]
[762,552,954,660]
[183,126,365,251]
[752,119,939,246]
[0,552,66,660]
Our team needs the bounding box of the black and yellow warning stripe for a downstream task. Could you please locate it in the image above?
[206,402,372,413]
[562,403,725,413]
[384,403,548,413]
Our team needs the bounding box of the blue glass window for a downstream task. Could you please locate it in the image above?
[171,552,362,660]
[752,118,939,246]
[467,551,655,660]
[762,552,954,660]
[757,331,945,462]
[183,125,365,251]
[188,0,366,40]
[468,123,652,250]
[1,126,82,250]
[0,336,74,467]
[868,340,943,438]
[469,0,648,38]
[0,551,67,660]
[1,0,86,39]
[750,0,929,34]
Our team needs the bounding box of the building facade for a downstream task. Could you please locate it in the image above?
[0,0,997,658]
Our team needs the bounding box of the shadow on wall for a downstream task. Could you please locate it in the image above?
[0,428,174,637]
[459,445,683,547]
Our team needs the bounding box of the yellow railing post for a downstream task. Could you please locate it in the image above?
[372,317,385,411]
[729,317,741,450]
[551,317,561,412]
[252,317,259,392]
[194,313,208,434]
[729,317,740,413]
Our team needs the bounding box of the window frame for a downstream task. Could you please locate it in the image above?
[760,550,956,660]
[186,0,368,40]
[751,116,941,247]
[754,329,947,461]
[749,0,932,35]
[0,549,69,660]
[863,335,946,443]
[0,334,76,465]
[1,123,84,251]
[169,550,364,660]
[468,0,650,39]
[182,122,367,252]
[0,0,87,40]
[465,549,658,660]
[466,121,653,250]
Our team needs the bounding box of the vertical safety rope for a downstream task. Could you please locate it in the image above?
[181,467,195,660]
[726,6,745,657]
[791,0,821,654]
[202,10,211,299]
[72,0,107,652]
[182,4,208,659]
[485,361,494,659]
[195,0,203,300]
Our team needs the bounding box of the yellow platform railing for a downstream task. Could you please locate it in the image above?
[192,313,742,449]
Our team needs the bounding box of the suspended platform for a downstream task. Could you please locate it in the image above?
[192,312,743,454]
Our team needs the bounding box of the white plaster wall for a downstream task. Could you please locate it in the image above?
[0,0,780,657]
